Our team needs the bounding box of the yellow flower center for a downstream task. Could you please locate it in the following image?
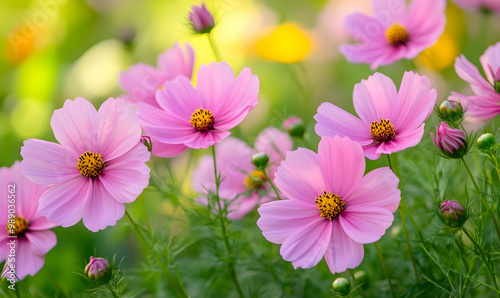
[6,216,30,237]
[370,119,396,142]
[315,191,346,220]
[190,108,214,131]
[245,170,267,190]
[77,151,105,178]
[385,24,409,46]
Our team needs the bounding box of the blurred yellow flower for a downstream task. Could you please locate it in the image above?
[417,33,459,71]
[256,23,312,63]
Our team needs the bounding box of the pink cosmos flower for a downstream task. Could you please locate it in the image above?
[339,0,446,69]
[314,71,436,160]
[257,136,400,273]
[119,42,195,108]
[430,122,468,158]
[192,128,292,219]
[450,42,500,122]
[452,0,500,12]
[189,3,215,33]
[20,97,151,232]
[138,62,259,153]
[0,161,57,280]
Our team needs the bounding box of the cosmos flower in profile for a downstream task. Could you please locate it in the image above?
[138,61,259,153]
[21,97,151,232]
[257,136,400,274]
[0,161,57,280]
[315,71,436,160]
[339,0,446,69]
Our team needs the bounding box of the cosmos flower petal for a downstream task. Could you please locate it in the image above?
[151,139,188,158]
[9,238,45,280]
[274,148,324,203]
[480,42,500,84]
[455,55,493,94]
[372,0,406,23]
[119,63,163,107]
[324,221,364,274]
[405,0,446,53]
[156,75,200,121]
[254,127,293,171]
[82,181,125,232]
[157,42,195,79]
[257,199,320,244]
[28,216,57,231]
[24,230,57,255]
[353,72,398,122]
[340,206,394,243]
[376,124,425,155]
[197,61,237,112]
[318,136,365,197]
[280,217,332,269]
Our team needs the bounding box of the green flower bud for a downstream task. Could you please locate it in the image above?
[439,100,464,126]
[140,136,153,152]
[440,200,467,228]
[332,277,351,296]
[252,152,269,168]
[477,133,496,152]
[283,116,305,138]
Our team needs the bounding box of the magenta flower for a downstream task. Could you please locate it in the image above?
[84,256,110,281]
[0,161,57,281]
[315,71,436,160]
[452,0,500,12]
[339,0,446,69]
[119,42,195,108]
[189,3,215,33]
[20,97,151,232]
[430,122,468,158]
[139,62,259,153]
[192,128,292,219]
[257,136,400,273]
[450,42,500,122]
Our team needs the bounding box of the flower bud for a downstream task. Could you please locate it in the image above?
[189,3,215,34]
[354,270,369,290]
[252,152,269,168]
[332,277,351,296]
[440,200,466,228]
[439,100,464,126]
[84,257,111,283]
[140,136,153,152]
[477,133,496,152]
[283,116,305,138]
[430,122,468,158]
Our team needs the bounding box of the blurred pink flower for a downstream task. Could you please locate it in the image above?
[0,161,57,281]
[189,3,215,33]
[430,122,468,158]
[315,71,436,160]
[119,42,195,108]
[192,128,292,220]
[339,0,446,69]
[257,136,400,273]
[20,97,151,232]
[450,42,500,122]
[452,0,500,12]
[139,62,259,154]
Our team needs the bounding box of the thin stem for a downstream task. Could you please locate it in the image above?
[374,242,395,298]
[125,211,188,298]
[462,228,500,292]
[207,33,222,62]
[387,155,420,282]
[141,196,154,243]
[489,152,500,184]
[211,146,245,298]
[43,267,67,298]
[348,269,366,298]
[105,283,119,298]
[262,170,281,200]
[461,157,500,241]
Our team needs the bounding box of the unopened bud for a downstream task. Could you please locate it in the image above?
[140,136,153,152]
[477,133,496,152]
[439,100,464,126]
[189,3,215,34]
[84,257,111,283]
[332,277,351,296]
[283,116,305,138]
[440,200,466,228]
[252,152,269,168]
[430,122,468,158]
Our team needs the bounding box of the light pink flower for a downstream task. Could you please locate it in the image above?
[257,136,400,273]
[450,42,500,122]
[430,122,468,158]
[315,71,436,160]
[119,42,195,108]
[339,0,446,69]
[192,128,292,220]
[139,62,259,153]
[20,97,151,232]
[452,0,500,12]
[0,161,57,281]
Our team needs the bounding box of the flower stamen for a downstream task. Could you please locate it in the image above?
[385,24,409,46]
[370,119,396,142]
[6,216,30,237]
[190,108,214,131]
[245,170,267,190]
[315,191,346,220]
[78,151,105,178]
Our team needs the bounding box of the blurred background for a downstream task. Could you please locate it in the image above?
[1,0,500,296]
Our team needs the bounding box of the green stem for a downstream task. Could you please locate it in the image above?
[125,211,188,298]
[347,269,366,298]
[387,155,420,282]
[462,228,500,292]
[489,152,500,184]
[211,146,245,298]
[262,170,281,200]
[374,242,395,298]
[207,32,222,62]
[105,283,119,298]
[43,267,67,298]
[141,196,154,243]
[461,157,500,241]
